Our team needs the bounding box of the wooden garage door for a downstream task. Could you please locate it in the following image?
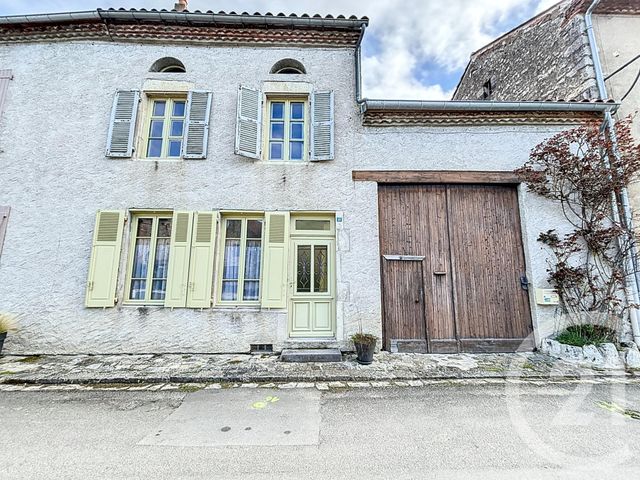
[379,184,533,353]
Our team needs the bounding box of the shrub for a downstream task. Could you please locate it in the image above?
[555,324,616,347]
[0,313,18,334]
[351,332,377,346]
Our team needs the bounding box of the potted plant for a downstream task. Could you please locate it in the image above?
[351,332,377,365]
[0,313,17,355]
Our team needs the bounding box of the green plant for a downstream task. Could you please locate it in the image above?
[555,324,616,347]
[0,313,17,334]
[515,119,640,335]
[351,332,377,346]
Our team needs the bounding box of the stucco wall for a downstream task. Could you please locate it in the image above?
[0,40,575,353]
[454,4,598,102]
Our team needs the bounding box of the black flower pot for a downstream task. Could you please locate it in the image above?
[0,332,6,355]
[355,341,376,365]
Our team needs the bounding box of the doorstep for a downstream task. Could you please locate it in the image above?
[280,349,343,363]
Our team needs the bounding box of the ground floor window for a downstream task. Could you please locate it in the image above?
[219,217,264,303]
[127,213,172,303]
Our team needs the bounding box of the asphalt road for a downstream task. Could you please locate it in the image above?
[1,382,640,479]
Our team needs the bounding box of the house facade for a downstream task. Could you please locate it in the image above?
[0,7,617,354]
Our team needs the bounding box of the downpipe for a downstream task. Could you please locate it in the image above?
[586,0,640,346]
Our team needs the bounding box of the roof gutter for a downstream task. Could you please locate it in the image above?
[585,0,640,347]
[0,9,369,30]
[360,99,618,113]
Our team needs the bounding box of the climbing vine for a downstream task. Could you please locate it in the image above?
[515,119,640,333]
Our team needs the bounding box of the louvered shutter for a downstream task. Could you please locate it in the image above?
[106,90,140,158]
[310,91,335,161]
[0,206,10,260]
[261,212,290,308]
[235,86,262,159]
[182,91,212,159]
[0,70,13,122]
[186,211,217,308]
[165,211,194,308]
[85,210,125,308]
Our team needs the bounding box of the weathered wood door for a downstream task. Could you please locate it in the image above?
[378,184,533,353]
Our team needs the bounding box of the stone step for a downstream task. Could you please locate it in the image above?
[280,349,343,363]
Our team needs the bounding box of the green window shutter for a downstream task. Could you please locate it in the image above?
[186,211,218,308]
[182,91,212,159]
[310,90,334,161]
[106,90,140,158]
[165,211,194,308]
[261,212,290,309]
[235,85,262,159]
[85,210,125,308]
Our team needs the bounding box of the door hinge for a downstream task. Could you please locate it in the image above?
[520,275,530,291]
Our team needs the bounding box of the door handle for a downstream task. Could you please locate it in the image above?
[434,271,446,276]
[520,275,529,291]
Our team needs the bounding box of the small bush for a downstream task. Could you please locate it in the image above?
[0,313,17,334]
[351,332,377,346]
[555,324,616,347]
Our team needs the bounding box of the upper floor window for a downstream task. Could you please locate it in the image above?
[267,98,307,161]
[270,59,306,75]
[145,97,186,158]
[150,57,186,73]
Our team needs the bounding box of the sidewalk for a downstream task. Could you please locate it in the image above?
[0,351,636,386]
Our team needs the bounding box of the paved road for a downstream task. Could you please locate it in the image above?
[1,382,640,479]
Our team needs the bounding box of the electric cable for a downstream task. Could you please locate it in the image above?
[604,53,640,81]
[620,66,640,102]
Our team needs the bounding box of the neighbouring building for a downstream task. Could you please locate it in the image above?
[453,0,640,203]
[0,5,619,355]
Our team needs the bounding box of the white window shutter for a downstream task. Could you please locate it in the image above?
[0,205,10,260]
[106,90,140,158]
[235,86,262,159]
[85,210,125,308]
[261,212,290,309]
[183,91,212,159]
[0,70,13,122]
[310,90,335,161]
[165,211,194,308]
[186,211,218,308]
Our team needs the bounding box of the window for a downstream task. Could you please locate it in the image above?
[127,214,172,304]
[267,99,307,161]
[482,79,493,100]
[270,59,306,74]
[219,217,264,303]
[145,97,186,158]
[149,57,186,73]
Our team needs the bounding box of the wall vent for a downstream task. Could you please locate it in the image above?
[250,344,274,354]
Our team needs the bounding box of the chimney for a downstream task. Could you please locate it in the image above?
[174,0,188,12]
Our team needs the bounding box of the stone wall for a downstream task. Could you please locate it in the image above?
[454,2,598,101]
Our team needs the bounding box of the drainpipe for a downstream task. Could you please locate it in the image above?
[585,0,640,346]
[355,23,367,104]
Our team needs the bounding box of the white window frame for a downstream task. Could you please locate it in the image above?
[216,214,265,306]
[124,212,173,305]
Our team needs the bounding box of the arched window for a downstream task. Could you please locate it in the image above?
[270,59,306,75]
[149,57,186,73]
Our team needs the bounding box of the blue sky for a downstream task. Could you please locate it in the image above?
[0,0,560,99]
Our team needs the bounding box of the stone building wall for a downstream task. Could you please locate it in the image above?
[453,2,598,101]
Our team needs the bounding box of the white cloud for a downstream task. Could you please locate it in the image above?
[1,0,555,100]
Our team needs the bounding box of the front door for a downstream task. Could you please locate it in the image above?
[289,239,336,338]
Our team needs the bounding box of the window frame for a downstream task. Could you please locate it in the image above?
[124,212,174,306]
[263,96,309,163]
[141,94,187,160]
[216,214,266,306]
